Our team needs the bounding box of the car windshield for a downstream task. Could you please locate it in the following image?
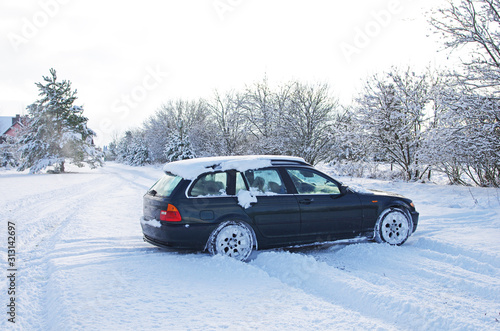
[149,173,182,197]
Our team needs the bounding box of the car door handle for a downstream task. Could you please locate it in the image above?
[299,198,314,205]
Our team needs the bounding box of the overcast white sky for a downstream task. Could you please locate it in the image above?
[1,0,451,145]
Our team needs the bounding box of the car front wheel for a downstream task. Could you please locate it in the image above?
[208,221,255,261]
[374,208,412,245]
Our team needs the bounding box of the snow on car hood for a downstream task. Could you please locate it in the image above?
[366,188,406,199]
[162,155,306,180]
[349,185,406,199]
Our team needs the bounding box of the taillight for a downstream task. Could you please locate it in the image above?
[160,204,182,222]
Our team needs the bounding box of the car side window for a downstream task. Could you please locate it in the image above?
[190,172,228,197]
[286,169,341,195]
[244,169,287,195]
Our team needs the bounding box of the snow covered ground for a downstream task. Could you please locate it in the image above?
[1,162,499,330]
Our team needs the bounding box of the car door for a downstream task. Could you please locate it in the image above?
[240,168,301,246]
[284,168,363,240]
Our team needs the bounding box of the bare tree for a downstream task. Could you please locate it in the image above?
[429,1,500,186]
[427,84,500,186]
[142,99,209,162]
[430,0,500,90]
[356,67,432,181]
[283,81,339,165]
[207,90,248,155]
[241,78,293,155]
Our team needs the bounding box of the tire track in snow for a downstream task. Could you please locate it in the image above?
[22,165,170,330]
[9,170,131,330]
[99,162,162,192]
[2,174,110,254]
[252,243,500,330]
[412,237,500,270]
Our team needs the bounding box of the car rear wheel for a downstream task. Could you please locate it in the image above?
[374,208,412,245]
[208,221,254,261]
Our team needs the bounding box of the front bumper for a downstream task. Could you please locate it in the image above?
[410,210,419,233]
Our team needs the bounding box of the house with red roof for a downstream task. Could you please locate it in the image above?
[0,115,25,142]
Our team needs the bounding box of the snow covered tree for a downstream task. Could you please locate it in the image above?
[207,90,248,156]
[188,120,225,157]
[115,130,150,165]
[328,106,369,162]
[427,85,500,187]
[429,1,500,186]
[356,67,432,181]
[143,99,210,162]
[430,0,500,90]
[241,78,290,155]
[18,69,103,173]
[104,141,118,161]
[164,130,196,162]
[0,136,20,168]
[283,81,339,164]
[115,131,133,164]
[128,132,150,166]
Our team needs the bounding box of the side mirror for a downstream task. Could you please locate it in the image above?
[339,185,348,195]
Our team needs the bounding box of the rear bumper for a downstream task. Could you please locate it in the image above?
[140,218,214,251]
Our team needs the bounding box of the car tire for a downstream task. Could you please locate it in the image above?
[207,221,255,261]
[374,208,412,245]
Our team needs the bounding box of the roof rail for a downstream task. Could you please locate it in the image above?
[270,158,310,166]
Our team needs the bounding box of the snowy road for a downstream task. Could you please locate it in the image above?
[1,162,499,330]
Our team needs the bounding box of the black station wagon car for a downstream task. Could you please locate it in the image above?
[141,155,419,261]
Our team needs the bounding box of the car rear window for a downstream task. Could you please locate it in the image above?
[149,173,182,197]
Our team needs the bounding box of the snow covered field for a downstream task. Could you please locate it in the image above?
[1,162,499,330]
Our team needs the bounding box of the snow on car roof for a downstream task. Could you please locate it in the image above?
[163,155,306,180]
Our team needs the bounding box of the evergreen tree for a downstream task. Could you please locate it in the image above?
[114,130,150,166]
[164,132,196,162]
[18,68,103,173]
[116,131,133,164]
[129,132,150,166]
[104,141,118,161]
[0,136,19,168]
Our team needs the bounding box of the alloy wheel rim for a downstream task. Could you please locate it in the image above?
[381,212,409,245]
[215,225,253,260]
